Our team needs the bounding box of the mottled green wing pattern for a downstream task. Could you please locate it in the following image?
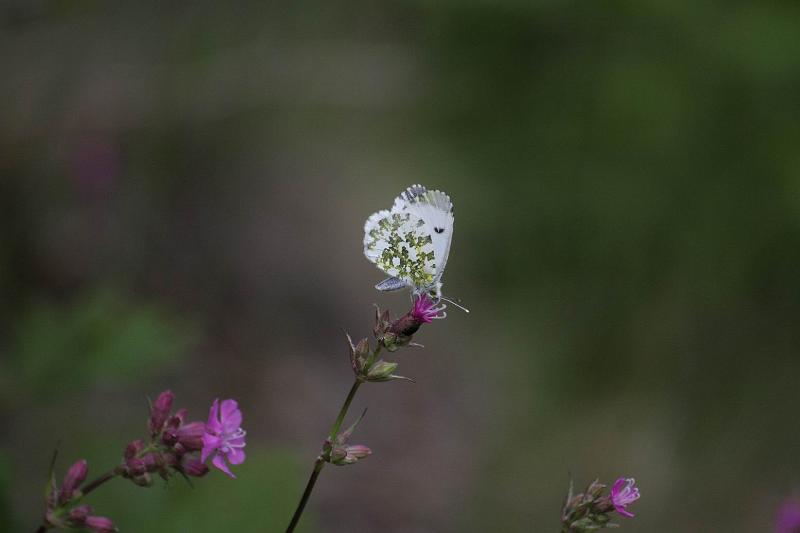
[363,210,436,289]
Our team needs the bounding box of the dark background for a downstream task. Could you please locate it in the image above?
[2,2,800,532]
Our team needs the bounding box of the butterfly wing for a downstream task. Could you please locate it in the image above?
[392,184,454,281]
[363,209,437,290]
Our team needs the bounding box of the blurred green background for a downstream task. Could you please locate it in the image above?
[2,1,800,532]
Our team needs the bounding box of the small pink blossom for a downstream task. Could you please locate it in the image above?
[611,477,639,518]
[411,294,443,323]
[610,477,640,518]
[201,399,246,478]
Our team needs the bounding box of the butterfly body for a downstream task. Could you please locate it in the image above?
[363,184,455,300]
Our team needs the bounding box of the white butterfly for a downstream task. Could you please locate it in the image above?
[363,184,467,314]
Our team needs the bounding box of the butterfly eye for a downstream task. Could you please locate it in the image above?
[434,227,445,234]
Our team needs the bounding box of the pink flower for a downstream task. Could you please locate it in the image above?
[776,499,800,533]
[411,294,443,323]
[201,399,246,478]
[610,478,640,518]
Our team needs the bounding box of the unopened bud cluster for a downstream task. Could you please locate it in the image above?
[322,409,372,467]
[44,460,117,532]
[347,296,441,382]
[40,390,247,532]
[348,331,412,384]
[118,390,209,486]
[561,477,640,532]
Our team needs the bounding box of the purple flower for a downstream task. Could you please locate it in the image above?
[610,478,640,518]
[201,399,246,478]
[411,294,443,323]
[776,499,800,533]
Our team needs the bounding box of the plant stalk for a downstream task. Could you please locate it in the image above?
[285,376,364,533]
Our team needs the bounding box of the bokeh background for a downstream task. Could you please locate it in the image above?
[2,2,800,532]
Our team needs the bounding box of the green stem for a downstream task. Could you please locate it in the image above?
[327,380,362,442]
[284,457,326,533]
[78,470,118,498]
[286,373,367,532]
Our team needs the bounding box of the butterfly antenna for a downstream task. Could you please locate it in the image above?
[440,296,470,313]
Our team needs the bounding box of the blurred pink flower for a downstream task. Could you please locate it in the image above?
[201,399,246,478]
[776,499,800,533]
[610,478,640,518]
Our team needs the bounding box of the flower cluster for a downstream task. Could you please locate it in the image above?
[561,477,640,532]
[119,390,246,485]
[323,411,372,467]
[119,390,208,485]
[43,460,117,532]
[38,391,246,532]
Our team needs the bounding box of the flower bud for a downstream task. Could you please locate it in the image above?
[58,459,88,505]
[378,331,412,352]
[331,444,372,466]
[347,334,371,375]
[366,360,398,381]
[586,479,606,500]
[175,421,205,451]
[68,504,93,525]
[329,446,348,464]
[167,408,188,429]
[126,458,147,477]
[130,472,153,487]
[373,306,391,339]
[86,515,117,533]
[162,427,178,446]
[180,456,209,477]
[124,439,145,461]
[149,390,174,436]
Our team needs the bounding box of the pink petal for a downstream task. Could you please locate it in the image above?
[206,399,222,433]
[201,434,221,463]
[212,453,235,478]
[616,507,635,518]
[220,399,242,430]
[611,478,626,496]
[227,447,246,465]
[227,436,246,447]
